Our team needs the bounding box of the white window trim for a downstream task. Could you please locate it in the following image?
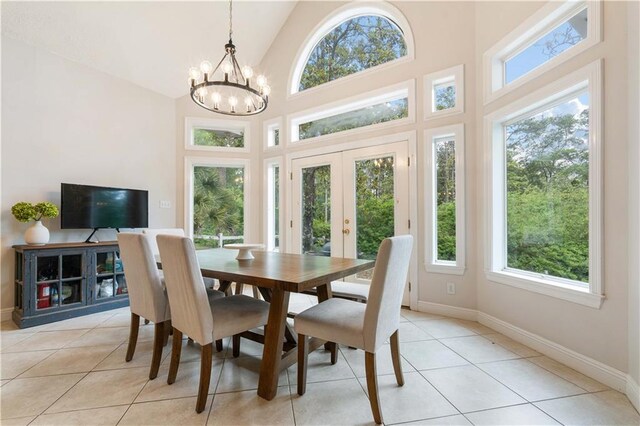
[424,124,466,275]
[424,65,465,120]
[263,158,283,252]
[288,1,415,98]
[287,79,415,145]
[263,117,283,151]
[184,117,251,153]
[485,59,603,309]
[483,0,602,105]
[184,156,251,242]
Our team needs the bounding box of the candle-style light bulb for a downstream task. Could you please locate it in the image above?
[256,75,267,87]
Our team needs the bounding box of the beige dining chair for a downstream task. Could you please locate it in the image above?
[118,233,225,379]
[143,228,218,291]
[294,235,413,425]
[157,234,271,413]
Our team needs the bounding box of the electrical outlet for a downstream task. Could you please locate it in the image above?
[159,200,171,209]
[446,282,456,295]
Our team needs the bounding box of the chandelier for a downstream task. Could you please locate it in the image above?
[188,0,270,116]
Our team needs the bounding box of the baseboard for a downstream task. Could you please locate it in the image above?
[1,307,13,322]
[627,375,640,413]
[417,301,479,321]
[477,311,628,392]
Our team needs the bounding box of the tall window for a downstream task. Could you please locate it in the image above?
[487,61,602,307]
[298,15,407,92]
[425,125,465,274]
[265,161,281,252]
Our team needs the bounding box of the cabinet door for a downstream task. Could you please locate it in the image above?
[30,249,86,314]
[92,247,127,303]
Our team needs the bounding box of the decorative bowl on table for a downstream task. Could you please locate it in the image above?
[224,243,265,260]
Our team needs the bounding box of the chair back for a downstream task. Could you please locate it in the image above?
[363,235,413,352]
[117,233,169,323]
[157,235,213,346]
[143,228,185,258]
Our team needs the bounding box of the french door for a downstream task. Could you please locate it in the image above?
[291,142,411,304]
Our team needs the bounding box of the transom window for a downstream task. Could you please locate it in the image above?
[185,117,250,153]
[298,15,407,92]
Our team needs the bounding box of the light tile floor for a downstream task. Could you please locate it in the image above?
[1,295,639,426]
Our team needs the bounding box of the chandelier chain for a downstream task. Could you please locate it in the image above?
[228,0,233,41]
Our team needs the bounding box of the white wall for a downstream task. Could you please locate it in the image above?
[1,36,177,315]
[627,0,640,404]
[475,1,630,372]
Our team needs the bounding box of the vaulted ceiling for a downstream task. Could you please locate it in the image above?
[1,1,297,98]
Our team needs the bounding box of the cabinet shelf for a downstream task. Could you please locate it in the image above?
[13,241,129,328]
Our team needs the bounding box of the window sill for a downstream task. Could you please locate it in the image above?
[425,263,465,276]
[486,270,604,309]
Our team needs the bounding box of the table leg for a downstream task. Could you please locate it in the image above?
[218,280,233,296]
[316,282,337,358]
[258,287,297,345]
[258,287,290,400]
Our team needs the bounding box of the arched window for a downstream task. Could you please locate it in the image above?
[291,4,413,95]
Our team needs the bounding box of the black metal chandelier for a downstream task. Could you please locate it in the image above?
[188,0,269,116]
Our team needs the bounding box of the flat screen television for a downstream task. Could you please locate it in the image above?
[61,183,148,241]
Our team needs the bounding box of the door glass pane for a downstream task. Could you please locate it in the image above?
[36,256,58,282]
[301,165,331,256]
[62,254,82,278]
[355,156,395,279]
[62,280,82,305]
[193,166,245,250]
[96,276,115,299]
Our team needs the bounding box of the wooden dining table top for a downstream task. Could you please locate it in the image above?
[195,248,375,293]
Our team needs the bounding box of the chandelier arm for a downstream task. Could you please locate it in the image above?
[230,53,245,85]
[211,53,229,77]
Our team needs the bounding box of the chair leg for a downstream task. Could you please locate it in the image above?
[149,321,165,380]
[329,342,338,365]
[162,320,171,347]
[252,285,260,299]
[216,339,224,352]
[232,334,241,358]
[390,329,404,386]
[196,343,213,413]
[297,333,308,396]
[125,313,140,362]
[365,352,383,425]
[168,328,183,385]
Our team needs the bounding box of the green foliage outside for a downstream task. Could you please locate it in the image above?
[299,15,406,91]
[435,85,456,111]
[193,165,244,249]
[194,128,243,148]
[299,98,408,140]
[12,202,59,222]
[505,103,589,282]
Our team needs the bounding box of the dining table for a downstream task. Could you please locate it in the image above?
[194,248,375,401]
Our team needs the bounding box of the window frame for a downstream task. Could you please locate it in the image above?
[287,79,415,145]
[424,124,466,275]
[184,156,251,243]
[263,117,283,151]
[184,117,251,153]
[424,65,465,120]
[483,0,602,104]
[485,59,603,308]
[263,157,284,252]
[288,2,414,98]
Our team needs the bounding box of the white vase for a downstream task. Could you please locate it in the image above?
[25,220,50,245]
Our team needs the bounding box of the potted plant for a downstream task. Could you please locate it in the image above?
[11,201,59,245]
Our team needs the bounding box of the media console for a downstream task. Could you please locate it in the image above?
[12,241,129,328]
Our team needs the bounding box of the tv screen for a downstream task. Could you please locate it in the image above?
[61,183,149,230]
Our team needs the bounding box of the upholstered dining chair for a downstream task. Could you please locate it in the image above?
[157,235,271,413]
[117,233,173,380]
[294,235,413,424]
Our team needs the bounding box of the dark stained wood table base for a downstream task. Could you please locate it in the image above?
[196,250,374,400]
